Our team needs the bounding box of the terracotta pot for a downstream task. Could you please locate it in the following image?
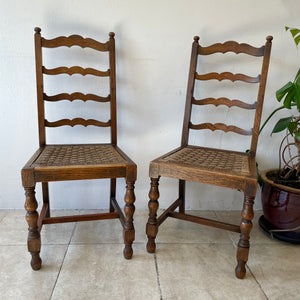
[260,169,300,243]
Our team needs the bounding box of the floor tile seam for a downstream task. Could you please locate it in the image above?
[154,253,163,300]
[49,243,70,300]
[50,222,77,299]
[246,265,269,300]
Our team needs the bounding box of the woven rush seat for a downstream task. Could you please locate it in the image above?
[32,145,127,168]
[160,146,250,175]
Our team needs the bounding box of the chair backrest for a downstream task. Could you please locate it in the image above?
[34,27,117,147]
[181,36,272,156]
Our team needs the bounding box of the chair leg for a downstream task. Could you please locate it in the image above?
[179,180,185,213]
[42,182,50,217]
[24,186,42,270]
[110,178,116,212]
[146,177,160,253]
[123,181,135,259]
[235,193,255,279]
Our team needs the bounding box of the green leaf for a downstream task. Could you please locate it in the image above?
[288,122,298,135]
[283,87,295,108]
[295,132,300,141]
[295,69,300,81]
[272,116,293,134]
[295,82,300,111]
[290,29,300,38]
[276,81,294,101]
[295,34,300,47]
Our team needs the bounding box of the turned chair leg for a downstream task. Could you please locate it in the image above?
[123,181,135,259]
[146,177,160,253]
[24,186,42,270]
[235,194,255,279]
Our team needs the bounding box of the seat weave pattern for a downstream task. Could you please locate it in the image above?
[33,145,126,167]
[163,147,250,174]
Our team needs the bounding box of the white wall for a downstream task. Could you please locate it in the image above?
[0,0,299,210]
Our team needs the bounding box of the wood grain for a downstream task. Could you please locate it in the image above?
[42,66,110,77]
[44,92,110,102]
[198,41,265,56]
[42,35,109,51]
[195,71,260,83]
[44,118,111,127]
[192,97,256,109]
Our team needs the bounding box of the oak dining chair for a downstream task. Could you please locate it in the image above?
[146,35,272,278]
[21,28,136,270]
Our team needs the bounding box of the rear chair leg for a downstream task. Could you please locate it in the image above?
[110,178,116,212]
[123,181,135,259]
[42,182,50,218]
[24,186,42,270]
[146,177,160,253]
[235,194,255,279]
[179,180,185,213]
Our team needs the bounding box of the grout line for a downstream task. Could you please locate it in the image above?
[247,265,269,300]
[49,222,77,300]
[154,253,163,300]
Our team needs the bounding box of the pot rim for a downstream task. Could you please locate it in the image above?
[261,169,300,194]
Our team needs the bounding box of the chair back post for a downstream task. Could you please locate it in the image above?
[249,36,273,156]
[34,27,46,146]
[109,32,117,145]
[181,36,199,146]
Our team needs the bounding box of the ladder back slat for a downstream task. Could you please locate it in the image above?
[44,93,110,102]
[41,35,109,51]
[195,72,260,83]
[198,41,265,56]
[189,122,253,135]
[42,66,110,77]
[192,97,257,109]
[44,118,111,128]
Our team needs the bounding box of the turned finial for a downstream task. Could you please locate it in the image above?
[266,35,273,42]
[34,27,41,34]
[194,36,200,43]
[109,32,115,39]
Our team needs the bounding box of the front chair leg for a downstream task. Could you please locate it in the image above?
[235,194,255,279]
[123,181,136,259]
[146,177,160,253]
[24,186,42,270]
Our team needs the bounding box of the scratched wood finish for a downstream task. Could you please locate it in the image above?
[192,97,256,109]
[146,35,272,279]
[195,71,260,83]
[44,92,110,102]
[21,27,137,270]
[44,118,111,128]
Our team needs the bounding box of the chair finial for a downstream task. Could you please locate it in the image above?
[34,27,41,34]
[109,32,115,39]
[266,35,273,42]
[194,36,200,42]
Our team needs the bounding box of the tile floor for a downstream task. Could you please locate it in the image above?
[0,209,299,300]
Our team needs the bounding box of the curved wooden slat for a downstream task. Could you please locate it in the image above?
[41,35,109,51]
[192,97,257,109]
[43,93,110,102]
[195,72,260,83]
[198,41,265,57]
[189,122,252,135]
[44,118,111,127]
[43,66,110,77]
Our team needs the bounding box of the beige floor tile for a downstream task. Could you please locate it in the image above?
[0,209,10,222]
[248,244,300,300]
[0,244,67,300]
[156,243,266,300]
[215,211,279,245]
[155,210,232,244]
[71,209,147,244]
[51,243,160,300]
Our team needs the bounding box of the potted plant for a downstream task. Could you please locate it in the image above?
[259,26,300,243]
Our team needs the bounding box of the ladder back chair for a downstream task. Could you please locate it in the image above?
[146,35,272,279]
[21,28,136,270]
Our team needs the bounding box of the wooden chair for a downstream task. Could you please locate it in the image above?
[146,36,272,279]
[21,28,136,270]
